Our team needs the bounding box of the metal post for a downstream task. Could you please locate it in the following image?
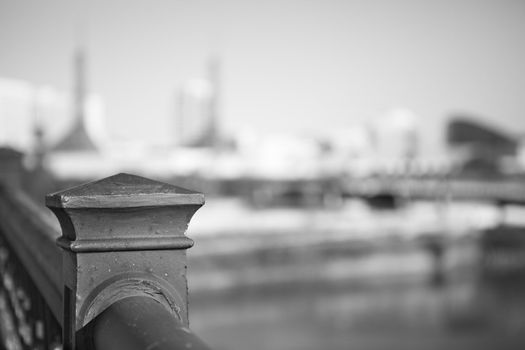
[46,173,205,350]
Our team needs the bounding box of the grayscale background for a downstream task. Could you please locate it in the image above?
[1,1,525,349]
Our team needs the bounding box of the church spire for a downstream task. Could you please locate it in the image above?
[73,46,86,129]
[52,46,97,153]
[207,56,220,146]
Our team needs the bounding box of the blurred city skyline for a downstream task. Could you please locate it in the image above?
[2,3,525,349]
[1,0,525,156]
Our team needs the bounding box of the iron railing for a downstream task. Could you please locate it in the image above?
[0,149,210,350]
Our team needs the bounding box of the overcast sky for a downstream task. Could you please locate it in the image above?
[1,0,525,155]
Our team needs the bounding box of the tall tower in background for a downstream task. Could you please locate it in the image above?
[52,47,97,152]
[176,88,185,146]
[205,56,220,147]
[74,47,86,132]
[177,56,222,148]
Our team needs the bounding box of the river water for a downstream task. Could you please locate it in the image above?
[185,198,525,350]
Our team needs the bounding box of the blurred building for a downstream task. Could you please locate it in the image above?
[370,108,420,175]
[44,47,111,181]
[0,46,107,182]
[177,58,221,148]
[447,116,519,176]
[0,78,69,152]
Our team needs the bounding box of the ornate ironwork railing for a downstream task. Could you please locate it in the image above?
[0,149,210,350]
[0,184,62,350]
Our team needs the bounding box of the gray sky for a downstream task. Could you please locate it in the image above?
[1,0,525,155]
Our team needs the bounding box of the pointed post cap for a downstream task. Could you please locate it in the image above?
[46,173,204,252]
[46,173,204,209]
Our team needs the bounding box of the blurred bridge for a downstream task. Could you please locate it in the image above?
[228,175,525,209]
[340,176,525,206]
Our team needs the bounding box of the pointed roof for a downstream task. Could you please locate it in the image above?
[447,117,517,155]
[52,119,98,152]
[0,147,24,160]
[46,173,204,209]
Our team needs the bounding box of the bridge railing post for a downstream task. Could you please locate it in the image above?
[46,173,205,350]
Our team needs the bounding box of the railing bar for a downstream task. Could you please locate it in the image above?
[0,233,62,350]
[9,189,61,240]
[43,299,61,349]
[35,292,47,349]
[27,282,37,350]
[0,224,62,324]
[0,290,24,350]
[11,262,34,350]
[0,242,20,349]
[16,258,31,350]
[86,296,211,350]
[0,190,61,268]
[0,263,25,350]
[0,190,62,324]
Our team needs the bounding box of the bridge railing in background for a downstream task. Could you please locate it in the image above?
[341,176,525,205]
[0,148,210,350]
